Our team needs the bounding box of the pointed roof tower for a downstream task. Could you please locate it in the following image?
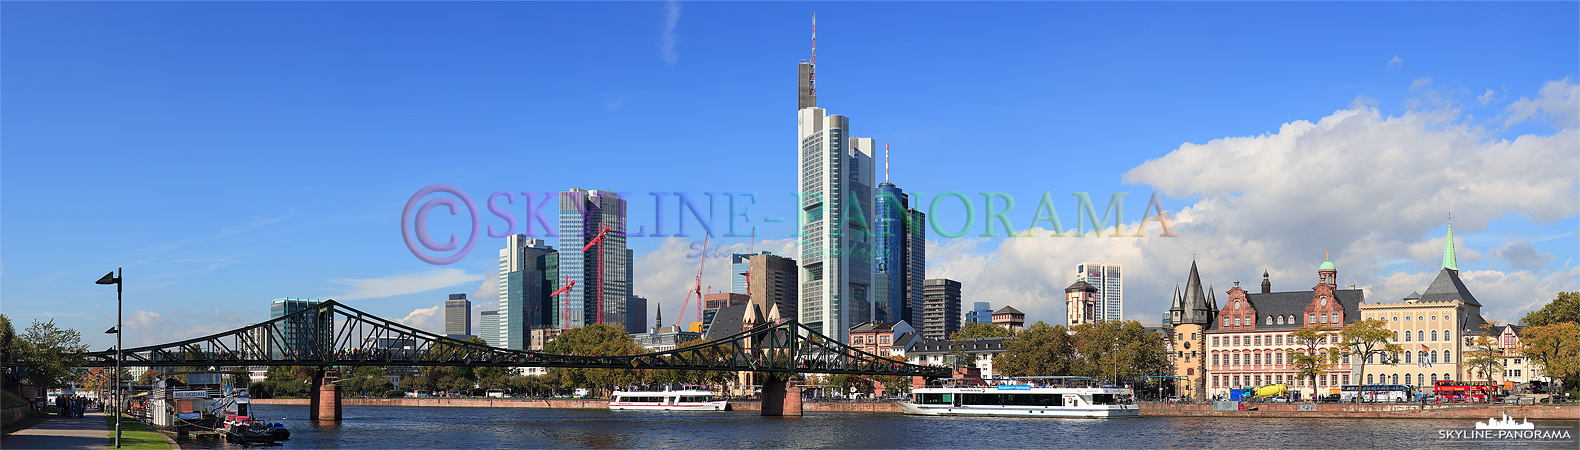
[1179,261,1212,324]
[1442,216,1459,272]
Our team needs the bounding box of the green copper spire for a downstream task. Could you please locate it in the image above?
[1442,217,1458,271]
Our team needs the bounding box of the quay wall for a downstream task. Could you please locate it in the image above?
[250,398,1577,419]
[1142,403,1580,419]
[3,405,30,426]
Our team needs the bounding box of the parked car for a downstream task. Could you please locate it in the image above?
[1318,394,1341,403]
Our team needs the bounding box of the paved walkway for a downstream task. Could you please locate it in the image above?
[2,409,110,449]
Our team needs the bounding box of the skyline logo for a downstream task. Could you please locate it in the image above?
[401,185,1179,265]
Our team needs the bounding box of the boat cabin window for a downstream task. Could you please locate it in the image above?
[917,393,953,404]
[959,393,1063,406]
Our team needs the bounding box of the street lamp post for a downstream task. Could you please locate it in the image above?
[97,269,122,449]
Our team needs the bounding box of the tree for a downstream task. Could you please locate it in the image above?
[1464,322,1506,400]
[543,324,643,397]
[951,322,1012,340]
[138,369,163,386]
[1338,318,1402,394]
[994,322,1075,377]
[1067,321,1170,384]
[16,319,88,390]
[1520,322,1580,395]
[1289,325,1340,401]
[1522,292,1580,327]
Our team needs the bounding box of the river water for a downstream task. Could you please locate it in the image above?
[177,404,1579,449]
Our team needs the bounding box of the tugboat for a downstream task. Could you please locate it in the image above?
[222,414,291,443]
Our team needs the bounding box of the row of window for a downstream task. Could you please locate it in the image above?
[1212,373,1350,388]
[1372,314,1451,323]
[1366,350,1451,365]
[1212,352,1351,368]
[851,334,892,345]
[1396,329,1452,342]
[1365,373,1451,386]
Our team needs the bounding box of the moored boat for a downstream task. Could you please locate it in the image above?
[609,388,728,411]
[899,377,1140,418]
[222,414,291,443]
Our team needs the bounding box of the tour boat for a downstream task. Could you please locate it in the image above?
[609,388,729,411]
[899,377,1140,418]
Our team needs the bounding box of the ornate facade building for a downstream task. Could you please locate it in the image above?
[1170,257,1366,399]
[1356,220,1490,390]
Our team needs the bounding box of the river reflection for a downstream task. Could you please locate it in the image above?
[175,404,1578,449]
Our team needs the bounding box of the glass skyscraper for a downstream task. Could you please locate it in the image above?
[1076,262,1123,322]
[499,235,557,350]
[797,61,877,341]
[557,188,631,330]
[268,298,331,359]
[874,182,924,325]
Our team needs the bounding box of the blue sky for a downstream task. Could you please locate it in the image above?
[3,2,1576,350]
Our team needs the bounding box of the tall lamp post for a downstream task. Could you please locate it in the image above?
[96,269,122,449]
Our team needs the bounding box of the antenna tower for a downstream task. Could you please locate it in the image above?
[809,13,816,97]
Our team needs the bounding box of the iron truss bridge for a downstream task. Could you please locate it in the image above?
[66,300,947,377]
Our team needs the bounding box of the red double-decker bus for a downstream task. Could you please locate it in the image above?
[1433,380,1496,402]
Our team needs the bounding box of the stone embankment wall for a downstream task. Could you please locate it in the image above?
[1144,403,1580,419]
[251,398,1577,419]
[3,406,31,426]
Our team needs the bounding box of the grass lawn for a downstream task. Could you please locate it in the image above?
[1,390,29,408]
[102,413,171,450]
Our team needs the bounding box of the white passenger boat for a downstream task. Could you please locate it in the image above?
[609,389,728,411]
[899,377,1140,418]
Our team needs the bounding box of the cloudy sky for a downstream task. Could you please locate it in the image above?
[2,2,1575,350]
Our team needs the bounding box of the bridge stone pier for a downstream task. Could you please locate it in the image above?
[760,377,802,416]
[308,369,342,421]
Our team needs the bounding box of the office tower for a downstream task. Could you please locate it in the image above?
[874,181,926,325]
[874,183,905,323]
[965,302,993,324]
[701,293,750,334]
[625,295,648,335]
[906,208,925,323]
[444,293,471,339]
[479,310,501,348]
[499,235,557,350]
[268,298,331,359]
[558,188,631,329]
[747,252,799,322]
[921,279,962,341]
[730,252,769,295]
[797,61,877,342]
[1076,262,1123,322]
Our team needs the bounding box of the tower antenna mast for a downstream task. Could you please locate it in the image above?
[885,143,890,183]
[809,13,816,97]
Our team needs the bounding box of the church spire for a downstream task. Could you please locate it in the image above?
[1442,215,1459,272]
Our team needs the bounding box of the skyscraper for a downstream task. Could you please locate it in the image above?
[921,279,962,341]
[479,310,501,348]
[444,293,471,339]
[965,302,993,324]
[747,252,799,322]
[625,295,647,335]
[268,298,331,359]
[874,181,926,325]
[499,235,557,350]
[797,60,877,342]
[1076,262,1123,322]
[558,188,631,330]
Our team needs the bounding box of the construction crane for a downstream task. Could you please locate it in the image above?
[552,277,575,331]
[582,224,612,326]
[676,235,707,329]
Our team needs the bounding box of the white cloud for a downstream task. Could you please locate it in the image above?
[121,307,254,346]
[924,79,1578,328]
[327,268,484,301]
[397,306,443,334]
[631,236,795,327]
[659,0,681,66]
[1387,55,1403,71]
[1504,78,1579,129]
[1477,89,1497,106]
[1495,240,1554,271]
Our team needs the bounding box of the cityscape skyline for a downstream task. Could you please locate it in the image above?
[2,3,1575,351]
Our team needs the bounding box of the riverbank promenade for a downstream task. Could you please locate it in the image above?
[2,409,109,449]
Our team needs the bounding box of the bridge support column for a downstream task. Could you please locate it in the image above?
[761,377,802,417]
[308,369,341,421]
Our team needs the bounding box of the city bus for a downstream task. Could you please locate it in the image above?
[1433,381,1496,402]
[1339,384,1413,402]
